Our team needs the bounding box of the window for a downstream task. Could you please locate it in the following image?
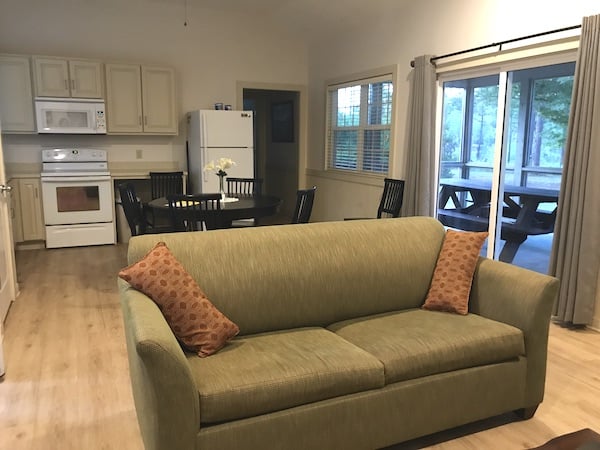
[326,74,393,174]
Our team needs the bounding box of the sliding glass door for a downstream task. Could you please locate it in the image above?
[436,61,575,273]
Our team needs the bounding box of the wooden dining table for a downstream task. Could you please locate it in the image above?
[437,178,559,262]
[147,194,282,229]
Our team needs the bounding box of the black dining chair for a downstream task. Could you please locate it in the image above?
[148,171,185,228]
[227,177,264,227]
[118,182,157,236]
[226,177,263,197]
[345,178,405,220]
[150,171,185,199]
[291,186,317,224]
[377,178,405,218]
[167,193,222,232]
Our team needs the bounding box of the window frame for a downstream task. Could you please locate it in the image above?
[324,66,398,178]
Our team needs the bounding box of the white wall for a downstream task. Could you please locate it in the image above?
[306,0,600,221]
[0,0,308,171]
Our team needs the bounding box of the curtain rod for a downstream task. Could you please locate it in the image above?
[410,24,581,68]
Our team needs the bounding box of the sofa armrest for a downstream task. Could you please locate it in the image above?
[119,279,200,450]
[469,258,559,407]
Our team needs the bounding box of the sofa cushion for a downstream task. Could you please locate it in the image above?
[328,309,524,385]
[187,327,385,424]
[423,229,488,315]
[118,241,239,357]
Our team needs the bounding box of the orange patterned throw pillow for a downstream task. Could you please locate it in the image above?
[119,242,239,357]
[422,229,488,315]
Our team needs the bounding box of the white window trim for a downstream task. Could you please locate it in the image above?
[324,65,398,178]
[436,35,579,79]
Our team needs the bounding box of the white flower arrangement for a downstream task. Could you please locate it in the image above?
[204,157,236,177]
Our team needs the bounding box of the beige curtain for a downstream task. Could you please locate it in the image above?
[403,55,437,217]
[549,14,600,325]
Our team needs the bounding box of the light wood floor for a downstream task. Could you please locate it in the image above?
[1,244,599,450]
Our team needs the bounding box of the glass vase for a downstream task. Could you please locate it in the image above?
[219,175,226,201]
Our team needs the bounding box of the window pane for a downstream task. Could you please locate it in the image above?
[524,172,561,189]
[440,86,466,167]
[505,81,521,170]
[368,82,393,125]
[505,62,574,190]
[363,129,389,173]
[467,166,493,182]
[336,86,361,127]
[333,130,358,169]
[528,75,573,169]
[469,84,498,165]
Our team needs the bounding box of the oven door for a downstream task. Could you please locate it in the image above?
[41,175,113,225]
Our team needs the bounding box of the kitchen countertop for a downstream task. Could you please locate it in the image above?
[5,162,186,180]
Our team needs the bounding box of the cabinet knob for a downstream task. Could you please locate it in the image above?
[0,184,12,193]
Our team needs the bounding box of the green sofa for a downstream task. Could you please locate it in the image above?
[119,217,558,450]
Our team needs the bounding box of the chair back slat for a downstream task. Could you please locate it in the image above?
[292,186,317,224]
[377,178,405,219]
[226,177,263,196]
[150,171,184,199]
[167,193,222,232]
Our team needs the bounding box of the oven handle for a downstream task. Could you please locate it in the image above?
[41,176,111,183]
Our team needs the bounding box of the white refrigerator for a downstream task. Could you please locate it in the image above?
[187,109,255,194]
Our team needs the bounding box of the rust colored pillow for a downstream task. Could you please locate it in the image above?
[422,229,488,315]
[119,242,239,357]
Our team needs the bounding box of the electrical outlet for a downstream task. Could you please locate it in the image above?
[136,149,143,159]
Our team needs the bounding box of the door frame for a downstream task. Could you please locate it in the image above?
[236,81,307,190]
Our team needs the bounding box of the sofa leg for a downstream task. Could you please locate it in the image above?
[515,405,539,420]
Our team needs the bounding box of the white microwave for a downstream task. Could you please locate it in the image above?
[35,98,106,134]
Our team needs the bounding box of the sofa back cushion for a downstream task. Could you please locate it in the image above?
[126,217,446,336]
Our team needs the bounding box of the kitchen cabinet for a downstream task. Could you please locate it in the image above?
[13,178,45,242]
[33,57,103,98]
[105,63,177,135]
[0,55,35,132]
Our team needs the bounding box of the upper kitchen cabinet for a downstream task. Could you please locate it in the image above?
[141,66,177,134]
[105,63,177,135]
[0,55,35,132]
[33,57,103,98]
[105,63,143,133]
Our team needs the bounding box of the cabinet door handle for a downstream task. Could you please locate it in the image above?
[139,116,142,126]
[64,79,68,90]
[34,187,39,199]
[71,79,75,90]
